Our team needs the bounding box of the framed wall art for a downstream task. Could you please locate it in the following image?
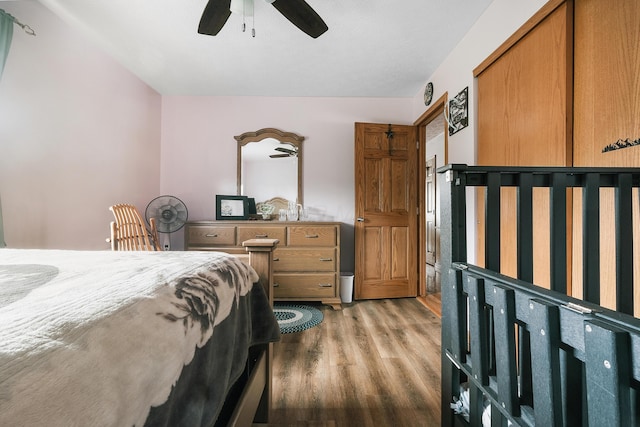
[448,86,469,136]
[216,195,249,220]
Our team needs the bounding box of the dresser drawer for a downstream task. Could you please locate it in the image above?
[187,225,236,246]
[237,226,286,243]
[288,225,337,246]
[273,274,336,298]
[274,248,336,272]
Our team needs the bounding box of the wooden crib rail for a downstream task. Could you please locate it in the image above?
[438,164,640,426]
[438,164,640,313]
[446,263,640,426]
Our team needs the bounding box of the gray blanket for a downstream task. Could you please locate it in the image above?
[0,249,280,427]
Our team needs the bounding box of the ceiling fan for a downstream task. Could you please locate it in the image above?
[198,0,328,39]
[269,146,298,158]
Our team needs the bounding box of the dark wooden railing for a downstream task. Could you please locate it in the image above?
[438,164,640,427]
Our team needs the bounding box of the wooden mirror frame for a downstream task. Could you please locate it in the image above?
[235,128,304,205]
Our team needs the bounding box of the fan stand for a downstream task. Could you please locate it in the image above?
[162,235,171,251]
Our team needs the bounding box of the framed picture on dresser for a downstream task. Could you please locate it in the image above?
[216,195,249,220]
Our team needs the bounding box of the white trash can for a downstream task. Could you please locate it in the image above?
[340,272,354,303]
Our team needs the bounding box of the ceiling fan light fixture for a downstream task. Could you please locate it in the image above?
[230,0,254,17]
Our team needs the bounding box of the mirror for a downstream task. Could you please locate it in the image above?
[236,128,304,209]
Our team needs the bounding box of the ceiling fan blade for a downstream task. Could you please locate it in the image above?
[198,0,232,36]
[271,0,328,38]
[270,153,289,158]
[274,146,296,154]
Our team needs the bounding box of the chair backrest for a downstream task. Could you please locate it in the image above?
[108,203,161,251]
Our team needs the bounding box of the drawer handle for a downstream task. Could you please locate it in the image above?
[318,283,333,288]
[273,283,280,287]
[305,234,319,238]
[319,257,333,262]
[205,233,218,237]
[273,257,280,262]
[255,234,268,238]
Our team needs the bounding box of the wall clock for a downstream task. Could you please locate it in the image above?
[424,82,433,106]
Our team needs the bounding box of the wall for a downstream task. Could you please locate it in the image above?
[160,96,414,270]
[412,0,549,262]
[0,0,553,269]
[0,1,161,249]
[411,0,549,145]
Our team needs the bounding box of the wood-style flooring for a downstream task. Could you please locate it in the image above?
[268,298,442,427]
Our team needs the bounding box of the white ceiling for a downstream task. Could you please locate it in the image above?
[37,0,493,97]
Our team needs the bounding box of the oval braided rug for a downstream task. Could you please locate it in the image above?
[273,303,324,334]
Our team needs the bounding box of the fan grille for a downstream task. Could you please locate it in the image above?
[145,196,188,233]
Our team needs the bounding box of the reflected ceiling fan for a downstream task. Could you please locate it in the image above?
[269,146,298,158]
[198,0,328,38]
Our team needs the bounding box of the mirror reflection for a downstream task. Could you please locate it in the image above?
[236,128,304,213]
[241,139,297,202]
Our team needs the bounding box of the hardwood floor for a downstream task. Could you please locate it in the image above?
[417,293,442,318]
[268,298,442,426]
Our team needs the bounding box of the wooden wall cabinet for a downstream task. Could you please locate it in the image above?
[185,221,342,309]
[473,0,640,313]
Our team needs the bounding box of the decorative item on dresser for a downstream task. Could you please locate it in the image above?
[186,221,342,309]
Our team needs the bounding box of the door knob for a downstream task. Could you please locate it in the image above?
[356,217,365,222]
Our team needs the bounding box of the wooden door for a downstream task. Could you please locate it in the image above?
[475,1,572,289]
[354,122,418,299]
[425,156,438,293]
[573,0,640,314]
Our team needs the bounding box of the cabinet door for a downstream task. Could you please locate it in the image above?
[573,0,640,314]
[475,2,572,289]
[573,0,640,168]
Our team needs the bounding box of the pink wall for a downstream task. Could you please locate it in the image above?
[0,1,161,249]
[0,2,415,269]
[0,0,552,270]
[160,96,414,268]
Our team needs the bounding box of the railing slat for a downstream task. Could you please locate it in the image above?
[485,172,501,272]
[550,172,568,293]
[583,173,601,304]
[465,273,490,385]
[616,173,634,314]
[584,320,632,426]
[528,299,563,426]
[492,285,520,416]
[448,268,467,364]
[517,173,534,283]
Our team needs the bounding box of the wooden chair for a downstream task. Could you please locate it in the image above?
[108,203,161,251]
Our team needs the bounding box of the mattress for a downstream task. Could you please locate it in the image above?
[0,249,280,426]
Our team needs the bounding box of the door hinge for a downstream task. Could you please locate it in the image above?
[416,141,419,149]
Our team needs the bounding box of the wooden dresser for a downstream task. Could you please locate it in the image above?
[185,221,341,309]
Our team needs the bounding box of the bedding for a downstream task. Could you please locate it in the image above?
[0,249,280,427]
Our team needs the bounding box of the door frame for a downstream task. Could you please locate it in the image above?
[414,93,449,297]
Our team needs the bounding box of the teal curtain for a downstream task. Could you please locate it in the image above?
[0,8,14,80]
[0,10,11,246]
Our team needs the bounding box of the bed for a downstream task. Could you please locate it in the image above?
[0,238,279,427]
[438,165,640,426]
